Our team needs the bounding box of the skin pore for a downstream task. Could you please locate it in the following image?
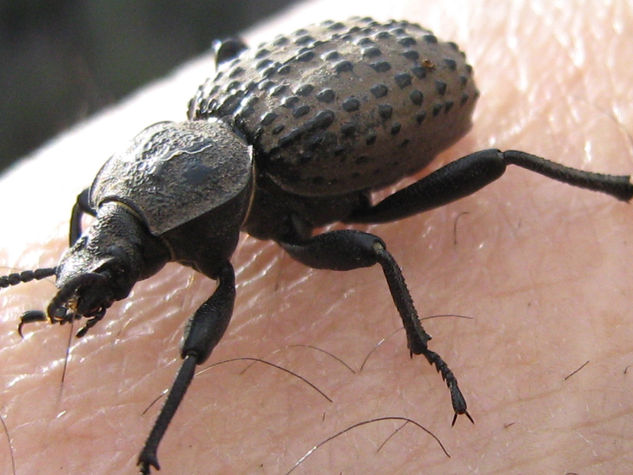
[1,0,633,473]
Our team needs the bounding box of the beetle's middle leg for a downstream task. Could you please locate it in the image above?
[279,229,472,425]
[345,149,633,224]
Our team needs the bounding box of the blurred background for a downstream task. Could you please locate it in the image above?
[0,0,300,172]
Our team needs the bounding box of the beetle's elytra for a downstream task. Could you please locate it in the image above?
[2,17,632,473]
[188,18,477,198]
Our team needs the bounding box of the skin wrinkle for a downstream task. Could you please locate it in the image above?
[1,0,633,473]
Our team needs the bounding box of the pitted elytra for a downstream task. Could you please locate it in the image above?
[188,18,477,198]
[2,17,632,474]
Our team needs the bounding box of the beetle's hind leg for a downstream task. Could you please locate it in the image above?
[279,229,472,425]
[345,149,633,224]
[69,188,96,245]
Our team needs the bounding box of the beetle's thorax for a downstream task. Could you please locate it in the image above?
[89,119,254,236]
[85,119,255,279]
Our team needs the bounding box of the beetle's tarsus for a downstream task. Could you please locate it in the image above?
[448,379,474,424]
[138,455,159,474]
[420,347,471,424]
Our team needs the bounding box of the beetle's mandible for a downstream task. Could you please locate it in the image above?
[2,17,633,473]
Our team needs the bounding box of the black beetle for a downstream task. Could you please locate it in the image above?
[2,17,633,473]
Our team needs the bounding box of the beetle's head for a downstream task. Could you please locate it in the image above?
[11,201,169,337]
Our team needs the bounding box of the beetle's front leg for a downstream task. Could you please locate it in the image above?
[137,262,236,474]
[69,188,95,245]
[279,230,472,425]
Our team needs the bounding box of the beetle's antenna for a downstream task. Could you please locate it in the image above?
[1,268,58,337]
[0,267,56,288]
[17,311,48,337]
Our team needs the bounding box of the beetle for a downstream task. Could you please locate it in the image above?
[1,17,632,473]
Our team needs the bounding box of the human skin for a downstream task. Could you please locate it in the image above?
[1,0,633,473]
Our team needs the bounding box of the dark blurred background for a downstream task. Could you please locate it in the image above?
[0,0,300,172]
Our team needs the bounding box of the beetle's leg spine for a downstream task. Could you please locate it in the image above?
[280,230,472,424]
[373,243,473,424]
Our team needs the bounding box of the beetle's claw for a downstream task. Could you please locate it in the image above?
[75,309,106,337]
[138,452,160,475]
[465,410,474,424]
[452,409,474,426]
[138,462,153,475]
[75,320,95,338]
